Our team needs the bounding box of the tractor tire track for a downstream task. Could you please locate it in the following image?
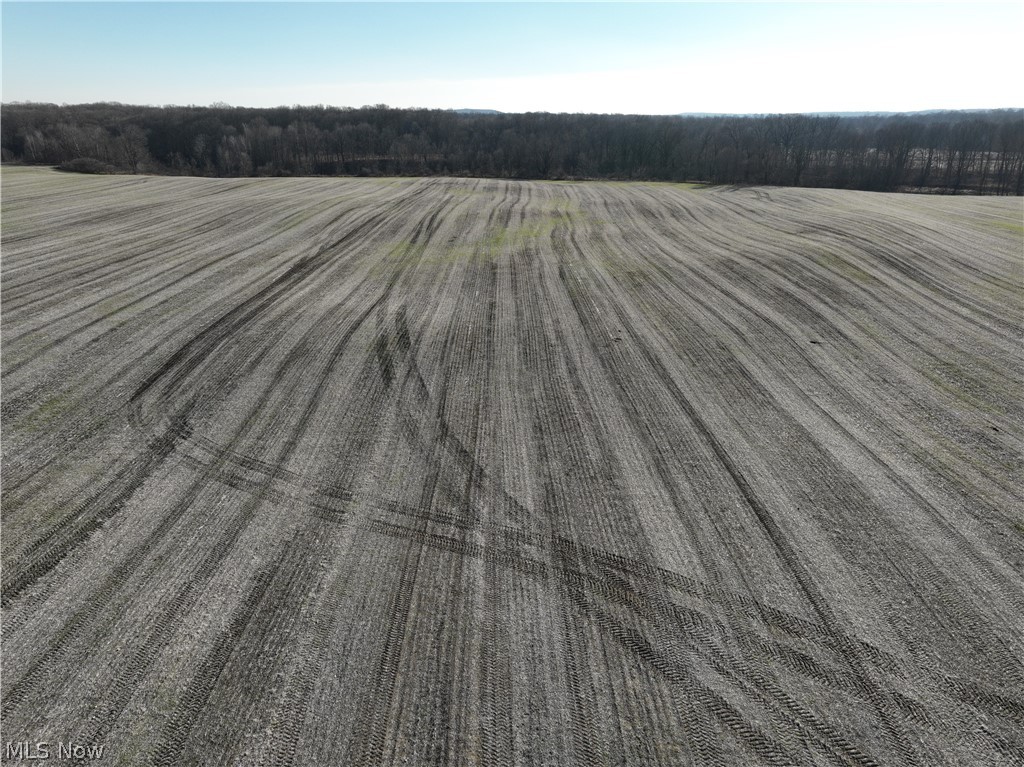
[3,168,1020,766]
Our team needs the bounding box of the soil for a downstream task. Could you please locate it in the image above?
[2,167,1022,766]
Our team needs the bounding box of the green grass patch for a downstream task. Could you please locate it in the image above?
[371,192,602,270]
[918,359,1005,417]
[597,179,707,191]
[93,295,133,318]
[812,250,878,284]
[19,392,76,432]
[1,329,55,369]
[985,219,1024,236]
[372,237,479,271]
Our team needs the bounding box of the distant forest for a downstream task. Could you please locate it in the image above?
[2,102,1022,194]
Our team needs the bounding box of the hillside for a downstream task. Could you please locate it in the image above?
[2,167,1022,765]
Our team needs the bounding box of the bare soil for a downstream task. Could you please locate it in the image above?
[2,167,1022,766]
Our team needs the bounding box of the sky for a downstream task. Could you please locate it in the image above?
[2,2,1021,114]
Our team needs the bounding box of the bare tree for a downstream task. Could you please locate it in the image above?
[119,125,148,174]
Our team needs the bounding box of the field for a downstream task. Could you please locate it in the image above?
[2,166,1022,766]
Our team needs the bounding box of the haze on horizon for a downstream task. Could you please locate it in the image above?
[2,1,1021,115]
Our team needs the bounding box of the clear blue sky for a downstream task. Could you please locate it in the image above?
[3,2,1021,114]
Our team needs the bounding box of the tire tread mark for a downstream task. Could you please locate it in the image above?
[148,552,285,766]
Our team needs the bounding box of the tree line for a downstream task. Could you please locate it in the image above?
[2,102,1022,194]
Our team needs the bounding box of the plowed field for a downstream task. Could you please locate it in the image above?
[2,167,1022,766]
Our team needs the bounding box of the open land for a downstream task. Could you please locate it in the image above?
[1,166,1022,766]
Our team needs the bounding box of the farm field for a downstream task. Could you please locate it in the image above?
[1,166,1022,766]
